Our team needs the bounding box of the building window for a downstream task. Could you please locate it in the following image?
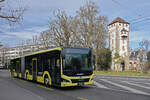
[124,53,126,56]
[112,34,114,38]
[122,46,125,51]
[123,39,125,44]
[112,46,114,50]
[130,62,132,64]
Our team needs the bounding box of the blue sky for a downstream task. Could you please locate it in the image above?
[0,0,150,49]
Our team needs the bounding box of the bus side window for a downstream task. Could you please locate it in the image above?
[16,61,18,73]
[51,57,55,70]
[38,54,43,72]
[27,57,32,71]
[29,60,32,71]
[48,59,51,70]
[12,60,16,71]
[43,53,49,71]
[63,59,65,68]
[19,60,21,73]
[56,59,60,69]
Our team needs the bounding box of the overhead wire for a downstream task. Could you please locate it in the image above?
[132,18,150,24]
[111,0,149,24]
[111,0,150,29]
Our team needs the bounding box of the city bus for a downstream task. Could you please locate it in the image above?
[10,47,94,87]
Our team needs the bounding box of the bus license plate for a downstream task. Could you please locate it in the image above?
[78,82,84,86]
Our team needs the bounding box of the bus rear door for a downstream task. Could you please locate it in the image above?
[32,58,37,81]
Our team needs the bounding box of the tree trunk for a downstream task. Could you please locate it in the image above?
[95,49,99,71]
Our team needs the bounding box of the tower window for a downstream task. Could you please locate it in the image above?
[124,53,126,56]
[112,39,114,44]
[112,46,114,50]
[122,46,125,51]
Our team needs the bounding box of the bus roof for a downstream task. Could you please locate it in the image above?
[10,47,91,60]
[11,47,62,60]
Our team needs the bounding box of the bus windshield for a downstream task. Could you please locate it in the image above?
[62,48,93,76]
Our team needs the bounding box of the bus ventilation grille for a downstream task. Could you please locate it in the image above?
[71,78,90,83]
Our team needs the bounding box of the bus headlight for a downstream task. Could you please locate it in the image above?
[91,78,94,81]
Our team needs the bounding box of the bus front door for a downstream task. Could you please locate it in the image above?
[52,56,61,86]
[16,61,20,77]
[32,58,37,81]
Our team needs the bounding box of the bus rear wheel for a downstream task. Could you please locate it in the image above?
[26,73,28,80]
[44,76,49,87]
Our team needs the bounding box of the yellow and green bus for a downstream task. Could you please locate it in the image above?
[10,47,94,87]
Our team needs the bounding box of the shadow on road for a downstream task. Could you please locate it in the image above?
[34,81,94,91]
[0,70,94,91]
[53,85,92,91]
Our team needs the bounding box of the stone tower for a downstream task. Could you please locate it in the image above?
[108,17,130,71]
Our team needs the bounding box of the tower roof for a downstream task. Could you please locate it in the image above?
[108,17,129,26]
[121,28,128,32]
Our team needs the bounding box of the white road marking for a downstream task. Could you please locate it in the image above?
[94,81,109,89]
[100,79,150,96]
[144,83,150,85]
[96,76,150,81]
[122,81,150,90]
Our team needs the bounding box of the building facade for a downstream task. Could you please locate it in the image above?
[129,48,147,72]
[108,17,130,71]
[0,44,46,68]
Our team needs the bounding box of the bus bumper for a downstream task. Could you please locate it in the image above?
[61,80,94,87]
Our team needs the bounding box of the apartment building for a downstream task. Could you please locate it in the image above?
[0,44,46,68]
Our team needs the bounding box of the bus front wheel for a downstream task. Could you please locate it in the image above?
[44,76,49,87]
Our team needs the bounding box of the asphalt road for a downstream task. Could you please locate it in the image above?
[0,70,150,100]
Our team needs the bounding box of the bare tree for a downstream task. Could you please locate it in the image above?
[45,1,107,70]
[25,39,32,45]
[49,10,75,47]
[39,30,52,49]
[0,0,26,23]
[137,48,147,72]
[0,0,26,54]
[69,17,84,47]
[138,39,150,72]
[75,1,108,70]
[31,35,40,45]
[139,39,150,51]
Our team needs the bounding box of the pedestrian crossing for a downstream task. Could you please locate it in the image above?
[144,83,150,85]
[94,81,109,89]
[122,81,150,90]
[94,78,150,96]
